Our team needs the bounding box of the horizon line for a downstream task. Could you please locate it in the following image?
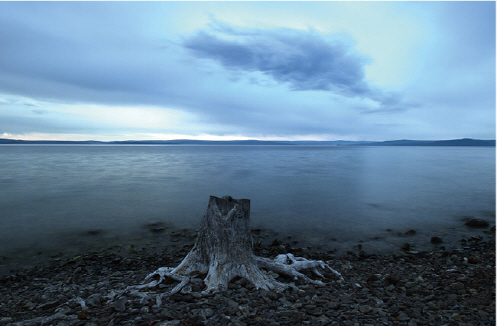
[0,137,495,143]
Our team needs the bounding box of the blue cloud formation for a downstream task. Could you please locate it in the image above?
[183,21,372,97]
[182,20,416,114]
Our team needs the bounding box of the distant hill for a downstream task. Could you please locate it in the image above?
[0,139,102,144]
[361,138,495,147]
[0,138,494,146]
[0,139,371,146]
[107,139,375,146]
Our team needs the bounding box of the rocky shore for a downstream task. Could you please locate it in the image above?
[0,231,495,326]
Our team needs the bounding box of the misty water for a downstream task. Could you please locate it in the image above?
[0,145,495,272]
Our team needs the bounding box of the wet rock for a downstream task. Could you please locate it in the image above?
[86,294,102,307]
[465,219,489,228]
[263,290,279,301]
[144,222,167,233]
[227,299,239,310]
[405,230,416,235]
[449,282,465,291]
[401,243,411,251]
[77,310,87,320]
[478,310,490,319]
[358,305,373,313]
[161,321,181,326]
[431,236,443,244]
[367,274,381,282]
[150,226,166,233]
[307,307,323,316]
[110,297,127,312]
[467,256,481,264]
[396,312,410,321]
[86,229,104,236]
[326,302,341,310]
[385,275,400,285]
[202,308,214,318]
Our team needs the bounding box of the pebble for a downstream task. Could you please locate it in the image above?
[203,308,214,318]
[86,294,101,307]
[450,282,465,291]
[110,297,127,312]
[227,299,239,310]
[0,236,494,326]
[358,304,373,313]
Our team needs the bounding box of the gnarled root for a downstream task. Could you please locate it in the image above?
[122,253,343,304]
[136,267,190,295]
[257,253,344,285]
[119,197,344,303]
[122,267,190,305]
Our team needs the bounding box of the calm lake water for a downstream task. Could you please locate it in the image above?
[0,145,495,272]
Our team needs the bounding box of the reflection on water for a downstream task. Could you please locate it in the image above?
[0,145,494,266]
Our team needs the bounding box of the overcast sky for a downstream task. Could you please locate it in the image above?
[0,1,495,141]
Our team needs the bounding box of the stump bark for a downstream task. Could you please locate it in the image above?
[130,195,342,297]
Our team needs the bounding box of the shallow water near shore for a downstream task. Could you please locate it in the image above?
[0,145,495,274]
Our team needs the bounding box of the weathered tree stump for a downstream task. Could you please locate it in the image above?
[128,195,342,299]
[13,196,344,325]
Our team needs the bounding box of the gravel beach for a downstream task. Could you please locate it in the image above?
[1,229,494,326]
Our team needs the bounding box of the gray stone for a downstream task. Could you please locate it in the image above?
[159,308,173,319]
[203,308,214,318]
[267,291,279,300]
[478,310,490,319]
[450,282,465,291]
[358,305,373,313]
[86,294,101,307]
[397,312,410,321]
[111,297,127,312]
[227,299,239,310]
[158,321,181,326]
[308,307,323,316]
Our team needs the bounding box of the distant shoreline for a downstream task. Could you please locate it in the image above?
[0,138,495,146]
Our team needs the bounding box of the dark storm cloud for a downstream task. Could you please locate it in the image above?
[183,22,373,98]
